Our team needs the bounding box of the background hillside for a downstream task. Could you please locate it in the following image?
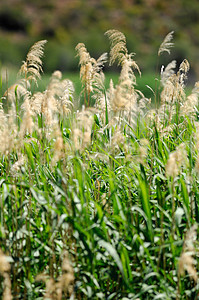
[0,0,199,79]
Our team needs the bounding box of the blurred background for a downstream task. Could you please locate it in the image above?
[0,0,199,82]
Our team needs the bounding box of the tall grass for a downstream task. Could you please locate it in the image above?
[0,30,199,299]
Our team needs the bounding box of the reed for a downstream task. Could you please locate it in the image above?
[0,30,199,299]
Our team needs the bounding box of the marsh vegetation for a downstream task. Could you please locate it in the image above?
[0,30,199,299]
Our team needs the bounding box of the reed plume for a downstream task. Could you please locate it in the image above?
[94,72,111,123]
[19,93,35,137]
[72,108,94,151]
[158,31,174,56]
[161,60,176,85]
[51,125,64,166]
[105,29,145,126]
[181,81,199,117]
[165,143,187,177]
[59,79,74,117]
[0,249,12,300]
[105,29,140,78]
[157,59,190,130]
[0,107,18,155]
[40,71,74,128]
[19,40,47,85]
[3,80,29,104]
[177,224,198,298]
[105,29,127,65]
[76,42,107,106]
[3,40,47,113]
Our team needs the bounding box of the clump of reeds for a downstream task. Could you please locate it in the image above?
[157,59,189,132]
[1,28,199,299]
[0,40,48,156]
[4,40,47,106]
[39,70,74,130]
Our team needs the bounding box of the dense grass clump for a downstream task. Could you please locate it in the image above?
[1,30,199,299]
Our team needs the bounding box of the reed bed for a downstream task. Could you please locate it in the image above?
[0,30,199,299]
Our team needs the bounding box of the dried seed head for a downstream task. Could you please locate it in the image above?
[11,155,25,174]
[2,273,12,300]
[178,225,198,282]
[105,29,127,65]
[3,80,28,104]
[36,274,55,300]
[110,128,125,154]
[158,31,174,56]
[59,79,74,116]
[60,251,74,295]
[178,252,198,282]
[181,81,199,117]
[52,70,62,80]
[19,40,47,84]
[51,132,64,166]
[165,144,187,177]
[179,59,190,74]
[137,139,149,164]
[161,60,176,86]
[0,250,10,273]
[75,43,90,65]
[19,94,35,137]
[0,250,12,300]
[181,93,198,117]
[72,109,94,151]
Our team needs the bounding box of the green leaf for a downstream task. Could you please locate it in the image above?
[137,174,153,241]
[98,240,125,279]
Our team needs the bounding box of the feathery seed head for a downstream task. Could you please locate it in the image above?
[165,143,187,177]
[72,109,94,151]
[161,60,176,85]
[75,43,90,65]
[178,252,198,282]
[59,79,74,116]
[51,125,65,166]
[0,249,12,300]
[36,274,55,300]
[11,155,25,174]
[52,70,62,80]
[178,225,198,282]
[119,55,140,86]
[0,250,11,273]
[179,59,190,74]
[19,39,47,84]
[158,31,174,56]
[160,73,185,105]
[19,94,35,137]
[105,29,127,66]
[110,128,125,152]
[180,93,198,117]
[3,80,28,104]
